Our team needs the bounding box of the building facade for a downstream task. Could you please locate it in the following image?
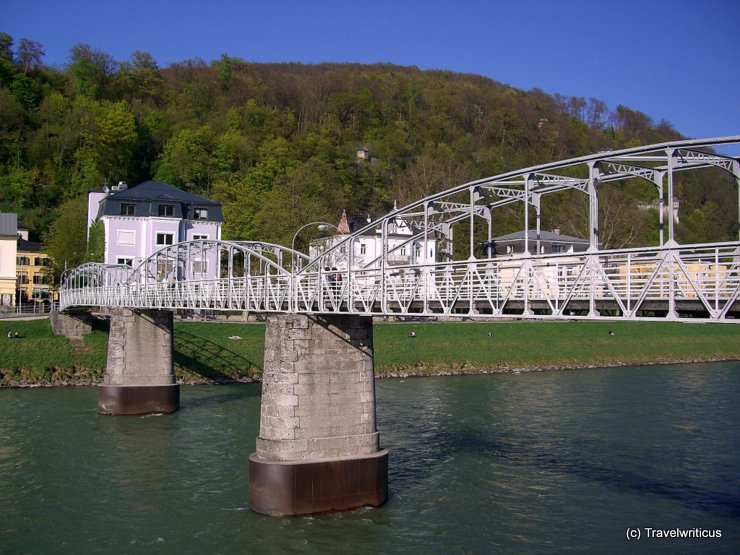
[88,181,223,277]
[16,226,52,303]
[0,213,18,308]
[492,229,591,256]
[309,210,438,271]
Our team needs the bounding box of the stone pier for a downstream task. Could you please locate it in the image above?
[98,308,179,415]
[249,314,388,516]
[50,310,92,338]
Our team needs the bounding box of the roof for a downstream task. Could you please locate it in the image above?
[493,230,589,244]
[0,213,18,237]
[96,181,223,222]
[17,238,44,253]
[106,181,221,205]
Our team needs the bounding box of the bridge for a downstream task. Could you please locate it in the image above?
[55,136,740,516]
[60,136,740,322]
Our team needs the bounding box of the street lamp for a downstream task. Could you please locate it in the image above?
[291,222,338,253]
[291,222,338,270]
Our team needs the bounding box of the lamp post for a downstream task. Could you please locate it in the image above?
[291,222,338,269]
[291,221,338,253]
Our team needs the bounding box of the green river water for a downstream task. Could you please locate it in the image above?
[1,362,738,554]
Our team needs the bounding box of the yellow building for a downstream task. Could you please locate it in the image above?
[16,226,52,304]
[0,213,18,308]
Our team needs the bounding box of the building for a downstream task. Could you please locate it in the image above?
[492,229,591,256]
[309,209,438,271]
[88,181,223,275]
[0,212,18,308]
[16,223,52,303]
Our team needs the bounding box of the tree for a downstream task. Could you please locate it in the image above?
[86,219,105,262]
[0,32,13,62]
[95,99,138,179]
[154,126,214,191]
[68,43,117,98]
[16,39,44,73]
[43,195,89,280]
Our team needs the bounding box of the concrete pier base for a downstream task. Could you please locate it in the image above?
[98,384,180,415]
[249,314,388,516]
[249,450,388,516]
[100,308,178,415]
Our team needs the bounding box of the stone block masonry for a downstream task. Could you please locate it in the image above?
[98,308,179,415]
[50,311,92,338]
[249,313,388,516]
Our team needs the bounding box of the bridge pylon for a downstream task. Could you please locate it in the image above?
[249,313,388,516]
[98,308,179,415]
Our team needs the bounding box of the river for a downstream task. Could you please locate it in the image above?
[1,362,738,554]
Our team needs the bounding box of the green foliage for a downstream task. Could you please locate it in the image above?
[0,36,735,255]
[86,219,105,262]
[43,195,89,280]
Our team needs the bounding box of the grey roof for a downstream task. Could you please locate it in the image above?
[0,213,18,237]
[18,238,43,253]
[493,230,589,244]
[96,181,223,222]
[107,181,220,205]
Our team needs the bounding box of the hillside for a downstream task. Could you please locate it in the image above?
[0,35,736,277]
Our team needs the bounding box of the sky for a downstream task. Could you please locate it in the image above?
[4,0,739,152]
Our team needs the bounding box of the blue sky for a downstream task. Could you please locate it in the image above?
[4,0,739,147]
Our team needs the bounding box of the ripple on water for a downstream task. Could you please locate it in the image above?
[0,368,738,553]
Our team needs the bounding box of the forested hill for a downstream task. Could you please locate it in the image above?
[0,36,736,275]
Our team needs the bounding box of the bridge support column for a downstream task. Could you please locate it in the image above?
[249,314,388,516]
[98,308,179,416]
[50,310,92,338]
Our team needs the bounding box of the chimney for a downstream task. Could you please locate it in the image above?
[552,228,560,235]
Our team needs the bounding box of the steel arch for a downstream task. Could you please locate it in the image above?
[60,136,740,322]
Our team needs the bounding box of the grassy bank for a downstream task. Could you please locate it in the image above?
[1,318,739,386]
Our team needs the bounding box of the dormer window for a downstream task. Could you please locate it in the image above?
[120,203,135,216]
[158,204,175,217]
[193,208,209,220]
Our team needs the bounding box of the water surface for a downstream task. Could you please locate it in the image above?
[1,363,738,553]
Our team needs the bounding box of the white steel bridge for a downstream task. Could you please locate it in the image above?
[60,137,740,323]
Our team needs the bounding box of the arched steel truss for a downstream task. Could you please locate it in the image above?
[60,136,740,322]
[61,241,306,312]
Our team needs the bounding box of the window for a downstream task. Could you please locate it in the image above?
[193,208,209,220]
[34,257,49,266]
[506,245,513,254]
[193,259,208,274]
[158,204,174,217]
[400,246,406,256]
[552,244,563,253]
[117,230,135,246]
[192,234,209,240]
[415,246,421,258]
[117,257,134,267]
[360,243,367,255]
[33,274,49,285]
[17,272,29,284]
[156,233,174,246]
[16,256,30,266]
[120,203,135,216]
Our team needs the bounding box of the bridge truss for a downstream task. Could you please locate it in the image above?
[61,137,740,322]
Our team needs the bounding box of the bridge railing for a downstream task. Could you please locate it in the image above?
[288,241,740,321]
[59,242,740,321]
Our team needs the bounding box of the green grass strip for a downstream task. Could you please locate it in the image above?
[1,318,738,386]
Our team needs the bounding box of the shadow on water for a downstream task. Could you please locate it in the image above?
[388,420,740,520]
[180,386,262,412]
[173,329,262,383]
